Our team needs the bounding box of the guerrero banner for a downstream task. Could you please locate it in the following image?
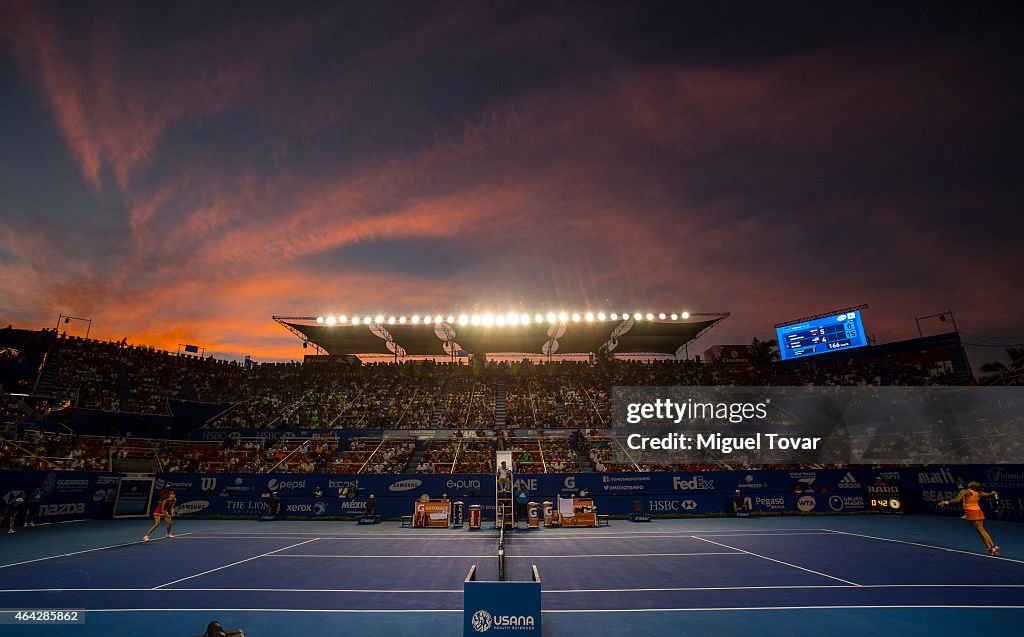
[0,470,120,523]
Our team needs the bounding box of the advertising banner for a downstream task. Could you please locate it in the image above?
[0,470,120,523]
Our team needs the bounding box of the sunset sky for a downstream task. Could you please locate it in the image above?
[1,1,1021,366]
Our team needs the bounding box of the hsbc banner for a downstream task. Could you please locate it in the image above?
[0,470,120,523]
[604,492,867,516]
[187,428,350,443]
[899,465,1024,522]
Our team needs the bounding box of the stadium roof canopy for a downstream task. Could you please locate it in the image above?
[274,313,728,357]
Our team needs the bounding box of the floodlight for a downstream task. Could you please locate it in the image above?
[610,313,618,320]
[471,315,481,325]
[388,317,396,324]
[558,312,568,322]
[682,311,690,319]
[399,316,407,324]
[351,317,360,325]
[659,313,666,319]
[597,312,605,320]
[325,316,335,325]
[447,315,455,323]
[458,314,468,325]
[535,314,544,323]
[571,313,581,322]
[434,315,442,324]
[585,312,594,321]
[316,316,325,324]
[646,313,653,320]
[338,315,347,323]
[670,314,678,320]
[520,314,530,324]
[496,316,506,326]
[546,313,556,323]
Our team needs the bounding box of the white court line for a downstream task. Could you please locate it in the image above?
[546,583,1024,593]
[151,538,319,589]
[265,551,739,559]
[264,554,493,559]
[692,536,860,587]
[0,533,194,570]
[3,584,1024,594]
[83,608,462,613]
[180,533,825,542]
[46,605,1024,614]
[545,605,1024,613]
[0,587,462,593]
[185,528,825,539]
[823,529,1024,566]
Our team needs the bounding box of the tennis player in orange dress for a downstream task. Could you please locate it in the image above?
[940,481,999,556]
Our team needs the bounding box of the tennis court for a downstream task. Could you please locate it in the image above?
[1,515,1021,636]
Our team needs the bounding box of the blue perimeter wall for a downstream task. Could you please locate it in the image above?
[2,466,1023,523]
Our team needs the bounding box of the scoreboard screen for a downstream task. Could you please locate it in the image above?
[777,309,868,361]
[866,485,903,513]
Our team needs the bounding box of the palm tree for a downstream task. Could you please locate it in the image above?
[979,347,1024,385]
[749,337,779,372]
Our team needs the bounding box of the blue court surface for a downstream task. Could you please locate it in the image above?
[1,515,1021,636]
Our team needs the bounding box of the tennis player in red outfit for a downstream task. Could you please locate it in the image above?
[143,490,176,542]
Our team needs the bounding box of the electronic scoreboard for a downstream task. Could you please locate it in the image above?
[776,309,868,361]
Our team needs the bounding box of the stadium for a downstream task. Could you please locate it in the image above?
[2,2,1024,637]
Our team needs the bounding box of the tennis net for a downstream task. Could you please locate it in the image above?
[498,523,507,581]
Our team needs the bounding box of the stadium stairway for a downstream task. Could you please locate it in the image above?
[428,378,450,428]
[495,380,506,428]
[181,375,199,402]
[407,441,429,471]
[30,346,64,401]
[116,366,131,411]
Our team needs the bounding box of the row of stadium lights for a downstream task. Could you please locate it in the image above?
[315,311,691,326]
